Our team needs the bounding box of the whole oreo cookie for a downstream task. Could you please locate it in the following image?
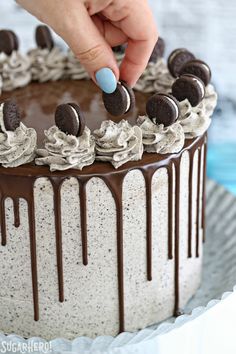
[102,81,135,116]
[146,93,180,127]
[180,59,212,86]
[168,48,195,78]
[0,30,19,55]
[35,25,54,50]
[172,74,206,107]
[149,37,165,63]
[55,103,85,137]
[0,100,21,132]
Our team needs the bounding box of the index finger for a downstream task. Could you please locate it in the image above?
[106,1,158,86]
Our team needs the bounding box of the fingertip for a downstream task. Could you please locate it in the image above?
[119,59,145,88]
[95,67,117,93]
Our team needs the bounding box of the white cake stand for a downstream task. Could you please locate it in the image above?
[1,179,236,354]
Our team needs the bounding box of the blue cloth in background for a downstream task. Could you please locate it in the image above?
[208,143,236,195]
[208,98,236,195]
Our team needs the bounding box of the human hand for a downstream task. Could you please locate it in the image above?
[17,0,158,93]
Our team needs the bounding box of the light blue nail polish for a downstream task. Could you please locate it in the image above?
[95,68,117,94]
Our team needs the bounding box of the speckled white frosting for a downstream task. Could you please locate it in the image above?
[0,105,37,168]
[0,148,205,339]
[204,83,218,116]
[134,58,174,93]
[0,51,31,91]
[137,115,185,154]
[94,120,143,169]
[179,84,218,138]
[35,125,95,171]
[66,50,89,80]
[28,47,66,83]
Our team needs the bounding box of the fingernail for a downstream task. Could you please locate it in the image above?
[95,68,117,93]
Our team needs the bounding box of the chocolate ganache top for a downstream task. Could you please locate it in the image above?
[1,79,147,147]
[0,78,200,177]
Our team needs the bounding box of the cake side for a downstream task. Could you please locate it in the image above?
[0,134,206,339]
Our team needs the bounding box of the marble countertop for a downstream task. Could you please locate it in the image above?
[1,0,236,194]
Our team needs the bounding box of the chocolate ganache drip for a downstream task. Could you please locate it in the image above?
[0,133,206,331]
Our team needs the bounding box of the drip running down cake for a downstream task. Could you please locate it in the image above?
[0,26,217,339]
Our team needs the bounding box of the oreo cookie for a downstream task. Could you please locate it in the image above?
[149,37,165,63]
[172,74,206,107]
[35,25,54,50]
[180,59,211,86]
[168,48,195,78]
[55,103,85,137]
[0,30,19,55]
[102,81,135,116]
[146,93,180,127]
[0,100,21,132]
[9,30,19,51]
[112,44,126,54]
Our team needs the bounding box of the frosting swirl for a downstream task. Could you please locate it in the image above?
[134,58,174,93]
[0,105,37,168]
[137,116,185,154]
[204,83,218,116]
[0,51,31,91]
[179,84,218,138]
[66,50,89,80]
[36,126,95,171]
[28,47,66,83]
[94,120,143,169]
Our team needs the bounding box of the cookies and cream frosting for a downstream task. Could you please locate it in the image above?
[0,41,218,169]
[94,120,143,169]
[28,47,66,83]
[137,116,185,154]
[0,105,37,168]
[134,58,174,93]
[204,84,218,116]
[35,126,95,171]
[0,51,31,91]
[179,84,218,138]
[66,50,89,80]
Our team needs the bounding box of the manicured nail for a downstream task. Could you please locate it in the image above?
[95,68,117,94]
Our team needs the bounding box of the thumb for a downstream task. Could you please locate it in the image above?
[59,5,119,93]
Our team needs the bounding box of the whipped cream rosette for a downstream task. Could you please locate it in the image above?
[204,84,218,116]
[36,103,95,171]
[135,58,174,93]
[65,49,90,80]
[94,120,143,169]
[138,92,185,154]
[28,25,66,83]
[28,47,66,83]
[0,30,31,91]
[137,116,185,154]
[0,101,37,168]
[179,84,218,138]
[36,126,95,171]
